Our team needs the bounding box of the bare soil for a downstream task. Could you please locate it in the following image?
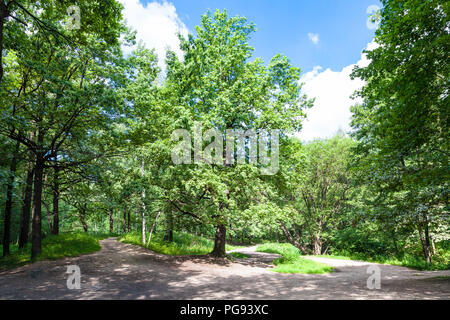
[0,238,448,300]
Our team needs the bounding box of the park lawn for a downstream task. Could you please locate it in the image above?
[119,231,243,256]
[261,243,449,271]
[256,243,334,274]
[0,232,106,271]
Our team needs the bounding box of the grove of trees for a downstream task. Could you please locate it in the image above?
[0,0,448,267]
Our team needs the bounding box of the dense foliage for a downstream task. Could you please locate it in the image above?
[0,0,448,270]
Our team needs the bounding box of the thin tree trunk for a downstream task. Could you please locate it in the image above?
[19,163,34,248]
[210,223,227,257]
[313,235,322,255]
[51,165,59,235]
[279,221,309,254]
[141,159,146,245]
[2,140,20,256]
[109,208,114,234]
[31,143,45,261]
[122,210,126,234]
[147,212,161,247]
[431,235,436,256]
[79,204,88,232]
[418,221,432,266]
[127,209,131,233]
[164,211,174,242]
[422,214,432,266]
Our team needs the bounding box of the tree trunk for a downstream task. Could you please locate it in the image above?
[147,212,161,247]
[164,211,174,242]
[2,140,20,256]
[422,214,432,266]
[141,159,146,245]
[418,220,432,266]
[122,210,126,234]
[127,209,131,232]
[312,235,322,255]
[109,208,114,234]
[279,222,309,254]
[431,235,436,256]
[210,223,227,258]
[51,165,59,235]
[31,149,45,261]
[79,204,88,232]
[19,164,34,248]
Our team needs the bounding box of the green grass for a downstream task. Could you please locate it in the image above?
[228,252,249,259]
[306,254,352,260]
[331,249,450,271]
[256,243,334,274]
[0,232,103,271]
[119,231,243,256]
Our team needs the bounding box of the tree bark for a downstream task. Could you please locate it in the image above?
[279,222,309,254]
[418,219,432,266]
[127,209,131,232]
[79,204,88,232]
[312,235,322,255]
[141,159,146,245]
[109,208,114,234]
[51,165,59,235]
[31,149,45,261]
[164,211,174,242]
[19,163,34,248]
[422,214,432,266]
[2,140,20,256]
[210,223,227,257]
[122,210,126,234]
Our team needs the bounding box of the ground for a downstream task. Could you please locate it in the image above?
[0,238,449,300]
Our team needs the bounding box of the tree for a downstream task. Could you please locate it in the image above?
[0,1,127,259]
[164,10,312,257]
[273,135,356,255]
[351,0,449,265]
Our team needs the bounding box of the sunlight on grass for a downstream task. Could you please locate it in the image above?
[119,231,242,256]
[228,252,249,259]
[0,232,103,270]
[256,243,333,274]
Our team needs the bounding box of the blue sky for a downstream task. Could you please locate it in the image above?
[121,0,382,141]
[141,0,380,72]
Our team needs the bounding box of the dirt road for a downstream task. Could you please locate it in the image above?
[0,238,448,300]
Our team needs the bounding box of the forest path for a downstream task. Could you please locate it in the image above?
[0,238,449,300]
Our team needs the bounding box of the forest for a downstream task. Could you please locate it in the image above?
[0,0,448,276]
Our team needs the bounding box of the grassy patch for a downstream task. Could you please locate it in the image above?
[306,254,352,260]
[0,232,102,271]
[256,242,333,274]
[228,252,249,259]
[332,249,449,271]
[119,231,242,256]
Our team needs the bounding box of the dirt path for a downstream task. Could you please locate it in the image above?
[0,238,448,300]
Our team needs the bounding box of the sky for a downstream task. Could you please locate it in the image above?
[119,0,382,141]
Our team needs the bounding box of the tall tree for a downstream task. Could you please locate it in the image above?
[351,0,449,265]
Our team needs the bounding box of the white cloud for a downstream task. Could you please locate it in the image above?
[119,0,188,68]
[308,33,320,45]
[297,42,378,142]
